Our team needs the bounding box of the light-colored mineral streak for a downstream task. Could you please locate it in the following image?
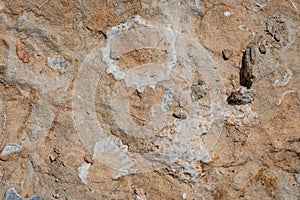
[77,163,91,185]
[1,144,22,157]
[277,90,296,105]
[273,69,292,87]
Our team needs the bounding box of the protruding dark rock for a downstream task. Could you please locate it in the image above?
[222,49,233,60]
[240,42,257,89]
[227,87,256,105]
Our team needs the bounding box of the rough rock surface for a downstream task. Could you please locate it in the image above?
[0,0,299,199]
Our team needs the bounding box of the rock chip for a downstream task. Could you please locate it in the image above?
[227,87,256,105]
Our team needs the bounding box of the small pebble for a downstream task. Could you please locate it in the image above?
[276,16,287,23]
[273,79,280,85]
[222,49,233,60]
[282,186,291,194]
[259,44,266,54]
[173,112,187,120]
[182,193,187,199]
[274,33,280,42]
[224,11,231,17]
[49,154,56,163]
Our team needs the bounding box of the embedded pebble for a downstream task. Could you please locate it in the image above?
[274,33,280,42]
[84,155,94,164]
[182,193,187,199]
[1,144,22,157]
[259,43,267,54]
[173,112,187,120]
[224,11,231,17]
[295,174,300,184]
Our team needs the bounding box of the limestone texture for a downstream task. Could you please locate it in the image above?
[0,0,299,199]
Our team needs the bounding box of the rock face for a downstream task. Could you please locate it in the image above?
[0,0,299,199]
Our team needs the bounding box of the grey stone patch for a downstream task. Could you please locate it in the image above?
[47,55,69,74]
[1,144,22,157]
[191,80,208,101]
[5,188,22,200]
[162,89,174,112]
[282,186,291,194]
[5,188,40,200]
[29,196,40,200]
[295,174,300,184]
[227,87,256,105]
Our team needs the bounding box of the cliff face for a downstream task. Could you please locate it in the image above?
[0,0,299,199]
